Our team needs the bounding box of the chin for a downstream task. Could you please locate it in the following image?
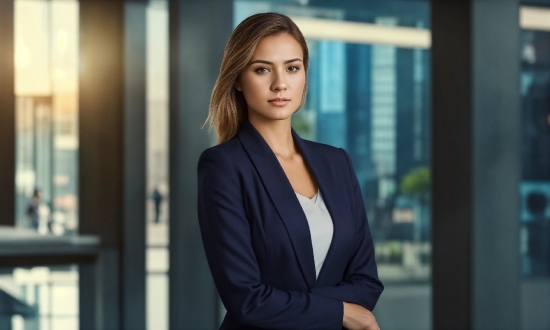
[251,109,293,122]
[270,112,293,121]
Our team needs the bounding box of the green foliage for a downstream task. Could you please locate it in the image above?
[291,116,311,137]
[400,166,431,199]
[375,241,403,264]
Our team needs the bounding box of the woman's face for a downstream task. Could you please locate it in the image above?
[236,33,306,123]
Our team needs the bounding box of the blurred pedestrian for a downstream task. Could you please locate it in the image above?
[27,188,51,234]
[27,189,41,230]
[152,186,163,223]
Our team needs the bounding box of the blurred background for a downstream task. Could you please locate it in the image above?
[0,0,548,329]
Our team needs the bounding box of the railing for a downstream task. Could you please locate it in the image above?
[0,226,99,329]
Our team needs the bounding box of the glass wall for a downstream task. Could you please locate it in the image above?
[0,266,79,330]
[234,1,431,328]
[11,1,81,329]
[235,0,431,282]
[14,1,171,328]
[146,1,169,330]
[520,6,550,277]
[15,0,79,235]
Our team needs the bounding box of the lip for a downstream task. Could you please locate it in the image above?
[268,97,290,107]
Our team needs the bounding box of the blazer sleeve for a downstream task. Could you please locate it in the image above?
[309,148,384,311]
[197,148,343,329]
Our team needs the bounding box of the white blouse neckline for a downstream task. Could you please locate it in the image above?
[294,189,333,279]
[295,189,320,204]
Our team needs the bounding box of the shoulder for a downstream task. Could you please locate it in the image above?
[299,138,357,189]
[300,138,350,166]
[198,137,244,167]
[197,139,245,190]
[301,138,339,153]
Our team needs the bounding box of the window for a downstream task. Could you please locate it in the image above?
[11,1,80,328]
[146,1,169,329]
[15,0,79,236]
[234,1,431,328]
[520,5,550,276]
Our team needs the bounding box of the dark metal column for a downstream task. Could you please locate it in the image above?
[432,1,521,329]
[0,0,15,227]
[432,2,473,327]
[79,1,124,328]
[123,1,147,329]
[169,0,233,328]
[79,0,146,328]
[471,1,521,328]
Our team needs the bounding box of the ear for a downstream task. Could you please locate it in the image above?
[235,81,242,92]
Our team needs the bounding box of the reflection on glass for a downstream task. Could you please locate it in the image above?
[234,2,431,328]
[15,0,79,235]
[520,27,550,276]
[146,1,169,330]
[12,3,80,328]
[0,266,79,330]
[234,0,431,283]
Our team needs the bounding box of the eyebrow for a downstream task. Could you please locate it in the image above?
[249,58,302,65]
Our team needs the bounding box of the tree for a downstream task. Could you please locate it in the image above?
[399,166,431,242]
[400,166,431,202]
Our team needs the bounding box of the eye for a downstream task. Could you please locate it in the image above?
[254,67,270,74]
[287,65,300,72]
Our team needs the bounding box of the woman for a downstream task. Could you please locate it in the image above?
[198,12,383,329]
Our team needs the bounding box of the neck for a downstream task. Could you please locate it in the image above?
[248,116,295,158]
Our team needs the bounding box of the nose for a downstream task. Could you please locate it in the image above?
[271,71,288,91]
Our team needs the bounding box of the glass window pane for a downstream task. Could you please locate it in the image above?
[147,274,168,330]
[0,266,79,330]
[38,284,50,315]
[50,317,78,330]
[15,0,79,235]
[51,285,78,316]
[146,1,169,330]
[147,247,169,273]
[235,1,431,329]
[520,26,550,277]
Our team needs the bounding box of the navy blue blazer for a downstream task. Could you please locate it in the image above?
[197,121,383,329]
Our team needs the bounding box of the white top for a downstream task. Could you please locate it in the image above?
[295,189,334,279]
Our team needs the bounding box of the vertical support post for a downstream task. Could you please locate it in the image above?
[79,263,98,330]
[432,0,521,329]
[123,1,147,328]
[432,2,473,327]
[79,0,147,329]
[169,0,233,328]
[79,1,124,327]
[471,1,521,328]
[0,0,15,227]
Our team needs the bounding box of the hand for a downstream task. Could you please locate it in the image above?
[342,302,380,330]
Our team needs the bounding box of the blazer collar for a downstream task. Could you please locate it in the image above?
[291,125,355,285]
[237,121,353,286]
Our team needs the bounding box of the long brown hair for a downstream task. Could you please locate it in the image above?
[206,12,309,144]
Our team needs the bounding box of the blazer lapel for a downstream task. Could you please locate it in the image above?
[292,130,356,285]
[237,122,317,288]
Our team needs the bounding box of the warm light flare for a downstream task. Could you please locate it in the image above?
[521,6,550,31]
[15,38,32,69]
[291,6,550,49]
[291,17,431,49]
[57,30,69,54]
